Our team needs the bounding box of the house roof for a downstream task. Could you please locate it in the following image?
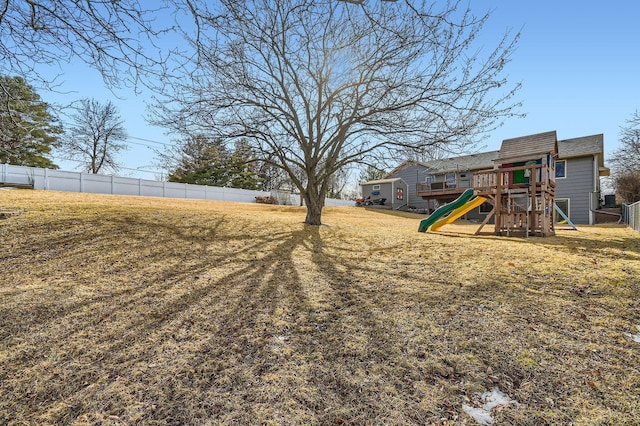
[558,133,609,176]
[558,133,604,159]
[360,178,404,186]
[497,131,558,164]
[412,151,500,174]
[386,132,609,177]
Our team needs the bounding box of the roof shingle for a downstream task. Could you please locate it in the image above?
[497,131,558,164]
[415,151,499,174]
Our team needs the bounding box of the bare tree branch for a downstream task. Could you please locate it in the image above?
[610,111,640,202]
[610,111,640,173]
[151,0,522,224]
[0,0,201,91]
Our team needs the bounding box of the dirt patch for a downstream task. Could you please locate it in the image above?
[0,209,24,219]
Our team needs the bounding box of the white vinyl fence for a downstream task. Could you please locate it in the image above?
[623,201,640,234]
[0,164,354,207]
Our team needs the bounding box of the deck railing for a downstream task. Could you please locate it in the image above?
[415,164,555,199]
[415,175,472,197]
[472,164,554,194]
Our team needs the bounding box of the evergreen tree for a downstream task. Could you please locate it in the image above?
[359,165,386,183]
[0,76,61,168]
[167,135,230,186]
[227,140,263,190]
[163,136,266,189]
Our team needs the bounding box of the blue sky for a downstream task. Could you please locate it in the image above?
[486,1,639,150]
[40,1,640,179]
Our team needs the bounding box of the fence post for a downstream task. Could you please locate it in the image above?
[624,202,640,234]
[623,204,628,225]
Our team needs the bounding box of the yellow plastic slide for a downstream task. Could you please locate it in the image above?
[430,196,487,232]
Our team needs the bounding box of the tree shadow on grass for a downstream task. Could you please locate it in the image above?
[4,210,638,424]
[436,225,640,260]
[2,212,439,424]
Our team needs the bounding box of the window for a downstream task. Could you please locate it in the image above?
[459,172,470,187]
[425,175,435,183]
[445,173,456,188]
[555,160,566,178]
[372,184,381,190]
[479,201,493,213]
[555,199,570,223]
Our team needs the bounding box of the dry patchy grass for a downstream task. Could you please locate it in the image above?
[1,190,639,425]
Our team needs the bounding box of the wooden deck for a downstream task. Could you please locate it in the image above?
[415,184,467,200]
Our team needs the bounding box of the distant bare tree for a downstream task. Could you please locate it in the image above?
[61,98,127,174]
[326,166,353,200]
[610,111,640,172]
[153,0,521,225]
[614,171,640,204]
[610,111,640,203]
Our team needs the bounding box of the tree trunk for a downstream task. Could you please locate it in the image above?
[304,192,324,226]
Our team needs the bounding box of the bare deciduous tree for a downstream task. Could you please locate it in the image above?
[153,0,521,225]
[610,111,640,203]
[0,0,193,89]
[610,111,640,172]
[61,98,127,174]
[614,170,640,204]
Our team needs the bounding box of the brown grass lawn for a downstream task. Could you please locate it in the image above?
[1,190,639,425]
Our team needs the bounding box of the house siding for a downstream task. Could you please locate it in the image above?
[385,133,606,227]
[555,156,595,224]
[387,164,490,219]
[465,200,488,221]
[362,183,393,203]
[361,179,409,210]
[390,156,598,224]
[389,164,429,210]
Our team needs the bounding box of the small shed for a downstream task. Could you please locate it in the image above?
[360,178,409,210]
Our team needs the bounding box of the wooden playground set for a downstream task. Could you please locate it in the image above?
[419,132,567,237]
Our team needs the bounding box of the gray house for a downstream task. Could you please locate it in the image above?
[555,134,609,224]
[359,178,409,210]
[385,151,499,217]
[386,132,609,224]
